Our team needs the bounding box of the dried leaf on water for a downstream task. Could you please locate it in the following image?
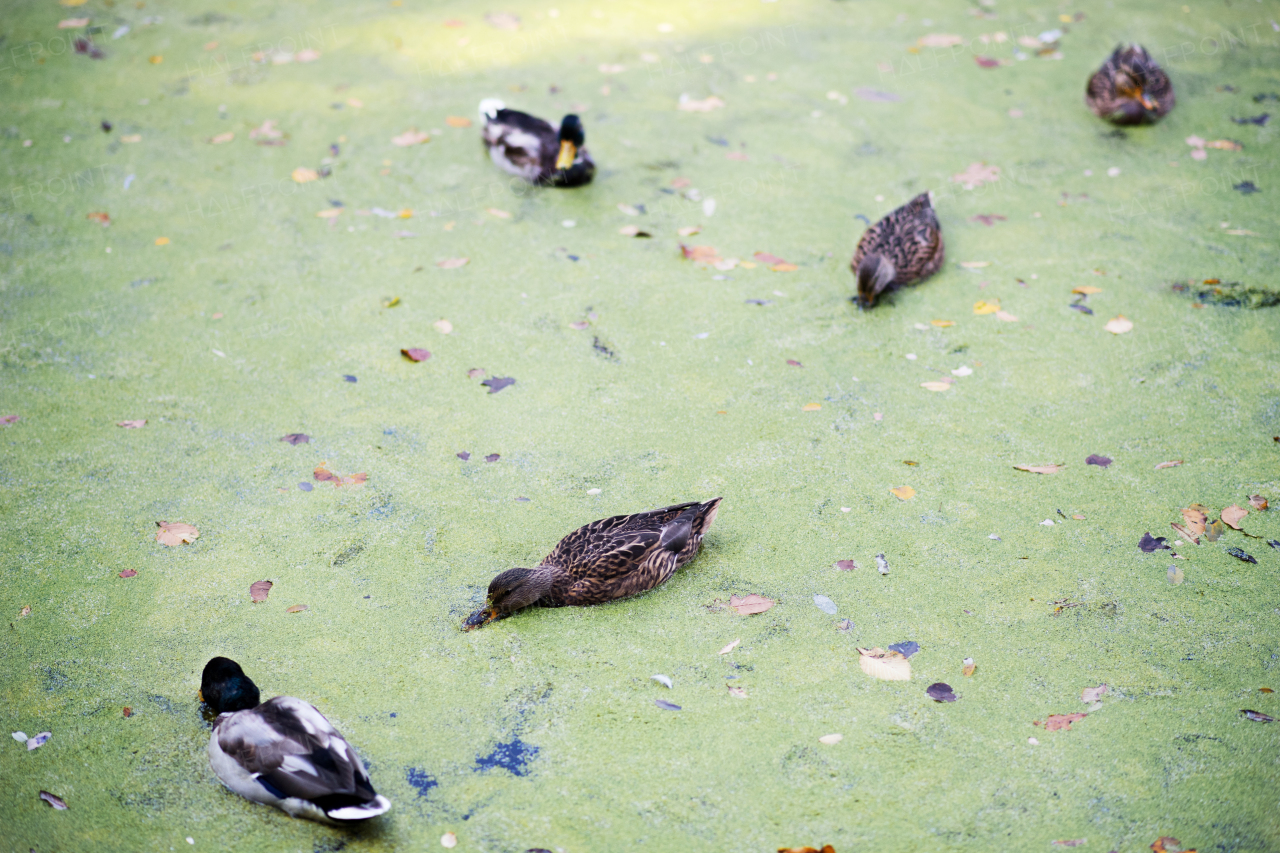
[391,129,430,146]
[680,244,721,263]
[291,168,319,183]
[39,791,68,810]
[618,225,652,237]
[802,403,822,411]
[1226,547,1257,564]
[1038,713,1086,731]
[87,211,110,226]
[813,594,837,614]
[729,593,775,615]
[1168,565,1184,585]
[718,638,741,655]
[1085,454,1112,467]
[857,647,911,681]
[1014,464,1064,474]
[1204,519,1224,542]
[1139,533,1170,552]
[250,580,273,602]
[1221,505,1248,530]
[1155,460,1183,469]
[119,569,136,578]
[952,162,1000,189]
[890,486,916,500]
[834,560,858,571]
[437,257,469,269]
[818,734,842,745]
[445,116,472,128]
[973,300,1000,315]
[962,657,976,677]
[927,682,957,702]
[155,522,199,547]
[280,433,309,445]
[1150,837,1197,853]
[1081,684,1108,703]
[1241,709,1274,722]
[27,732,51,750]
[401,348,432,362]
[481,377,515,394]
[1248,494,1268,510]
[285,604,308,614]
[920,381,951,392]
[117,420,146,428]
[654,699,681,711]
[1104,316,1134,334]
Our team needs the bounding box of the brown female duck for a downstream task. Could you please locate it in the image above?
[1086,44,1174,124]
[851,191,945,308]
[463,498,722,629]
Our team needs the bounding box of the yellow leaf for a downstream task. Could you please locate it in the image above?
[209,132,234,144]
[154,237,169,245]
[1072,285,1102,295]
[920,381,951,392]
[446,116,472,127]
[858,647,911,681]
[802,403,822,411]
[399,209,413,218]
[291,167,319,183]
[728,594,774,615]
[1104,316,1133,334]
[738,261,757,269]
[149,55,163,64]
[60,0,88,6]
[890,486,916,500]
[770,263,798,272]
[285,604,308,614]
[973,300,1000,315]
[930,319,954,327]
[316,209,341,218]
[381,297,400,308]
[962,658,976,677]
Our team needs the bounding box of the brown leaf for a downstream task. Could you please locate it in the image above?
[1154,460,1183,469]
[119,569,136,578]
[778,847,835,853]
[717,638,740,655]
[728,593,775,615]
[1150,837,1196,853]
[857,647,911,681]
[250,580,273,602]
[122,706,132,717]
[466,368,486,378]
[1170,522,1199,545]
[155,521,199,547]
[1014,464,1064,474]
[753,251,787,265]
[1248,494,1268,510]
[285,604,308,614]
[1040,712,1087,731]
[1221,504,1248,530]
[437,257,468,269]
[401,347,432,362]
[680,244,721,263]
[314,465,339,482]
[86,211,110,226]
[116,419,146,428]
[391,128,430,146]
[39,791,68,810]
[834,560,858,571]
[890,486,916,500]
[1181,506,1208,535]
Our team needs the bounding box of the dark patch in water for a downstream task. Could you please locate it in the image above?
[332,541,365,566]
[405,767,438,798]
[475,736,538,776]
[312,839,347,853]
[592,336,619,362]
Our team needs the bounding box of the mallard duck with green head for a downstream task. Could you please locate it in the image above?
[463,498,722,629]
[479,99,595,187]
[200,657,391,825]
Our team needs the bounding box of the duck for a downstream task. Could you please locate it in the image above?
[463,498,722,630]
[851,192,945,309]
[479,99,595,187]
[200,657,391,825]
[1086,44,1174,124]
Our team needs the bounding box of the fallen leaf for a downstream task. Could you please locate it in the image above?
[802,403,822,411]
[121,134,142,143]
[971,214,1007,226]
[1,415,20,425]
[778,847,835,853]
[59,17,90,27]
[651,674,672,689]
[858,647,911,681]
[834,560,857,571]
[677,226,701,236]
[1170,523,1199,545]
[729,593,775,615]
[154,237,169,245]
[1085,454,1112,468]
[875,553,890,575]
[995,310,1018,322]
[117,420,146,428]
[291,168,319,183]
[931,319,955,327]
[316,209,341,219]
[441,831,458,849]
[401,348,432,362]
[920,381,951,392]
[86,211,110,226]
[919,33,963,47]
[1072,285,1103,295]
[654,699,681,711]
[677,95,725,112]
[973,300,1000,315]
[481,377,515,394]
[753,252,787,265]
[280,433,309,445]
[1040,713,1086,731]
[209,132,234,144]
[813,594,837,614]
[122,707,132,717]
[890,486,916,500]
[818,734,843,745]
[19,605,30,617]
[155,521,199,547]
[1181,506,1208,534]
[927,682,957,702]
[1151,837,1197,853]
[250,580,273,602]
[392,129,430,146]
[286,604,308,614]
[974,55,1001,68]
[887,641,919,657]
[1052,841,1086,848]
[1241,709,1274,722]
[618,225,652,237]
[437,257,469,269]
[1139,533,1170,553]
[718,638,741,655]
[484,453,500,463]
[39,791,68,810]
[569,321,589,330]
[1155,460,1183,469]
[1206,139,1242,151]
[1104,316,1134,334]
[445,116,472,128]
[786,359,803,368]
[314,465,366,487]
[1014,464,1064,474]
[1081,684,1108,703]
[486,207,512,219]
[1221,505,1248,530]
[148,55,163,64]
[960,261,990,269]
[381,297,400,309]
[727,686,748,699]
[680,244,720,263]
[952,162,1000,189]
[1248,495,1268,510]
[1205,519,1224,542]
[962,657,976,677]
[431,319,453,335]
[1226,547,1257,564]
[249,120,283,140]
[456,451,471,461]
[1168,565,1184,584]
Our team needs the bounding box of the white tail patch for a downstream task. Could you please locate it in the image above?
[479,98,505,120]
[327,795,392,821]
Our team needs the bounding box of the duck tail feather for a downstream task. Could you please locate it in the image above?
[479,98,505,120]
[327,795,392,821]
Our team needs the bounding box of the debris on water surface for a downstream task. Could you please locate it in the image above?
[654,699,681,711]
[391,128,430,146]
[874,554,890,575]
[651,675,672,689]
[1104,316,1133,334]
[481,377,515,394]
[813,595,837,614]
[401,348,432,362]
[314,465,366,486]
[953,162,1000,189]
[1085,454,1112,467]
[718,638,740,655]
[441,832,458,848]
[1139,533,1170,553]
[1081,684,1107,703]
[1155,460,1183,469]
[434,319,453,334]
[1036,713,1086,731]
[286,604,308,614]
[119,569,136,578]
[887,641,919,658]
[1168,565,1184,585]
[1150,836,1197,853]
[250,581,273,602]
[1014,464,1064,474]
[39,791,68,810]
[280,433,309,445]
[962,657,976,677]
[1220,505,1248,530]
[927,682,957,702]
[818,734,842,745]
[778,846,835,853]
[437,257,468,269]
[890,486,916,500]
[727,686,748,698]
[728,594,774,615]
[485,453,500,463]
[834,560,857,571]
[1248,495,1268,510]
[1241,709,1274,722]
[1226,547,1257,564]
[26,732,51,750]
[1204,519,1224,542]
[857,647,911,681]
[155,521,199,547]
[1051,841,1086,848]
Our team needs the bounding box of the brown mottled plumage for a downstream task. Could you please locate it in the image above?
[463,499,722,629]
[851,192,945,308]
[1086,45,1174,125]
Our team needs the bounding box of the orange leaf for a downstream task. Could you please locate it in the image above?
[770,263,798,272]
[155,521,199,547]
[445,116,472,127]
[1220,504,1248,530]
[728,593,774,615]
[890,486,916,500]
[285,604,308,614]
[930,319,954,327]
[1155,460,1183,469]
[1040,712,1086,731]
[801,403,821,411]
[680,244,721,263]
[973,299,1000,315]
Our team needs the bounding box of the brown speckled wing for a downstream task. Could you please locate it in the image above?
[853,194,943,285]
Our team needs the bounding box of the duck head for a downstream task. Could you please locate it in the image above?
[201,656,261,714]
[463,567,556,630]
[555,115,585,170]
[1114,69,1158,114]
[855,253,897,308]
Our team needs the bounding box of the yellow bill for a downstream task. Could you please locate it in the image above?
[555,140,576,170]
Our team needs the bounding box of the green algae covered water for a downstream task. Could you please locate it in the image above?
[2,1,1279,850]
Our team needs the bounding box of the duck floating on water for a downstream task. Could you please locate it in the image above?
[464,498,722,630]
[200,657,391,825]
[851,192,945,309]
[479,99,595,187]
[1086,45,1174,124]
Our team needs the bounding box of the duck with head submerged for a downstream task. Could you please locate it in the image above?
[1086,44,1174,125]
[851,192,945,309]
[464,498,722,630]
[479,99,595,187]
[199,657,391,825]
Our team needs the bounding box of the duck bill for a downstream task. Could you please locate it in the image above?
[555,140,576,170]
[1138,92,1158,111]
[462,608,498,631]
